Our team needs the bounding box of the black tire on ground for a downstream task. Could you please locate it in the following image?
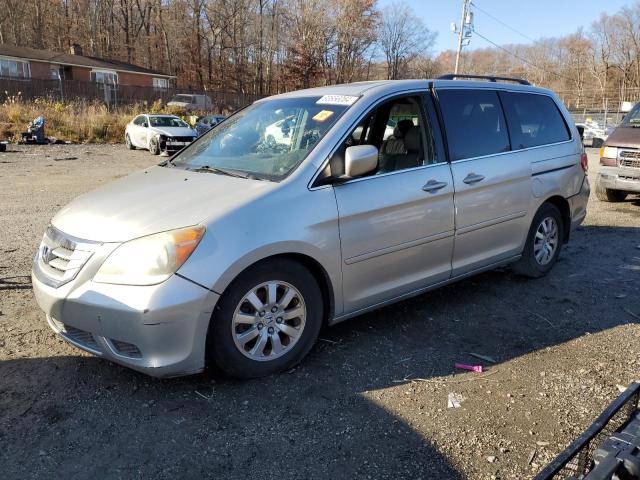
[207,258,323,379]
[595,181,627,202]
[512,203,564,278]
[125,134,135,150]
[149,138,160,155]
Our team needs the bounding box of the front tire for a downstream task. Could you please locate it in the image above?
[149,137,160,155]
[595,182,627,202]
[207,259,323,379]
[513,203,564,278]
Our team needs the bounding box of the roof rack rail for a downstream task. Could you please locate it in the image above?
[437,73,531,86]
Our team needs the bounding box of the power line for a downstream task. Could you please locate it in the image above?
[472,29,573,82]
[470,2,537,44]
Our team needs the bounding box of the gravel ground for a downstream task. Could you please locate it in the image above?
[0,144,639,480]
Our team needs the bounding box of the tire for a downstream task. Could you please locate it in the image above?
[207,259,323,379]
[512,203,564,278]
[125,134,135,150]
[149,137,160,155]
[595,181,627,202]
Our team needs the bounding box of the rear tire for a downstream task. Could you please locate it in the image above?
[125,134,135,150]
[207,259,323,379]
[595,182,627,202]
[513,203,564,278]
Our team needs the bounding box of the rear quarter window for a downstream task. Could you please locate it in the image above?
[500,92,571,149]
[437,89,510,161]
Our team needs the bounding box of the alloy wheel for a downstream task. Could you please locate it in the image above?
[231,281,306,361]
[533,216,559,266]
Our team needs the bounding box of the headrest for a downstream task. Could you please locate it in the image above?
[404,126,421,152]
[393,119,414,138]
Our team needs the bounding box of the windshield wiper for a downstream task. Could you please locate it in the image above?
[190,165,252,179]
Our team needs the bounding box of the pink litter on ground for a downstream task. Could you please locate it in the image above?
[455,363,483,373]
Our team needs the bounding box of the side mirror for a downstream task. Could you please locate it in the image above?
[344,145,378,178]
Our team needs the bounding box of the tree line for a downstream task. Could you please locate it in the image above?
[0,0,434,95]
[1,0,640,111]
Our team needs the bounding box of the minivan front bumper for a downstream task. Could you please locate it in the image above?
[32,267,219,378]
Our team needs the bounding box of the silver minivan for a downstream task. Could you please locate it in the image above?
[32,76,590,379]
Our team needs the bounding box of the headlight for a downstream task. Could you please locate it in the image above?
[94,226,205,285]
[600,146,618,159]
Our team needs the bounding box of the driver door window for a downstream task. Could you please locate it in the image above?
[327,95,440,180]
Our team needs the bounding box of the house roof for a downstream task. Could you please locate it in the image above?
[0,44,174,78]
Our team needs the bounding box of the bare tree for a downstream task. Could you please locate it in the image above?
[377,2,436,80]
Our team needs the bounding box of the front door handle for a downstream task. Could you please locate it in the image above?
[463,173,485,185]
[422,179,448,193]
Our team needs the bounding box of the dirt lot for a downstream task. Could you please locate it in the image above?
[0,144,639,479]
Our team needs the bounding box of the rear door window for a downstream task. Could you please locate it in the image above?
[437,89,510,161]
[500,92,570,149]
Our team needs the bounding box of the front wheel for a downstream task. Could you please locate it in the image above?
[207,259,323,379]
[149,137,160,155]
[513,203,564,278]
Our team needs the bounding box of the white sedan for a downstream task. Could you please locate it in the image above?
[125,114,197,155]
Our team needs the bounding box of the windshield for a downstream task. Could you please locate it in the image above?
[622,103,640,126]
[169,96,354,180]
[171,95,194,103]
[149,116,189,128]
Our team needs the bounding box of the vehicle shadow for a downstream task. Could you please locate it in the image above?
[1,225,638,479]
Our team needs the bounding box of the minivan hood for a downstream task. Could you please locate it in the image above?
[150,126,195,137]
[51,166,274,242]
[605,125,640,149]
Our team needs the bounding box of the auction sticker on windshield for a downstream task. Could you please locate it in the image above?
[316,95,359,106]
[312,110,335,122]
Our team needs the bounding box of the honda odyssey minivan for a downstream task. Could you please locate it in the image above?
[32,75,590,379]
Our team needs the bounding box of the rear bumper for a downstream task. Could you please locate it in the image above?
[569,175,590,230]
[597,166,640,193]
[32,271,219,378]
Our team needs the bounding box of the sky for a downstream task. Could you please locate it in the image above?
[378,0,633,53]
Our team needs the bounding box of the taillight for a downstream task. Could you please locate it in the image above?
[581,152,588,172]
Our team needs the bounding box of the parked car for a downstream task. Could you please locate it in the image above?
[264,115,298,146]
[32,75,589,379]
[596,101,640,202]
[194,115,226,136]
[576,121,608,147]
[125,114,197,155]
[167,94,212,112]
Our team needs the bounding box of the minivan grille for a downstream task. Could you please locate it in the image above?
[619,149,640,168]
[33,226,96,288]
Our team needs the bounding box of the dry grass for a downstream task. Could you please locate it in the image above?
[0,97,187,143]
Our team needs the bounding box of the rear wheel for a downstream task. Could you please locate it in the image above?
[595,182,627,202]
[513,203,563,278]
[207,259,323,379]
[125,134,135,150]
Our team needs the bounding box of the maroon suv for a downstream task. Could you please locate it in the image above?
[597,102,640,202]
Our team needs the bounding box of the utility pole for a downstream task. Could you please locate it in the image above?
[454,0,471,74]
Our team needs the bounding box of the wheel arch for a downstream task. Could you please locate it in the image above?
[542,195,571,243]
[214,252,336,327]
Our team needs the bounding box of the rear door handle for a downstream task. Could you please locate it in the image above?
[463,173,485,184]
[422,179,448,193]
